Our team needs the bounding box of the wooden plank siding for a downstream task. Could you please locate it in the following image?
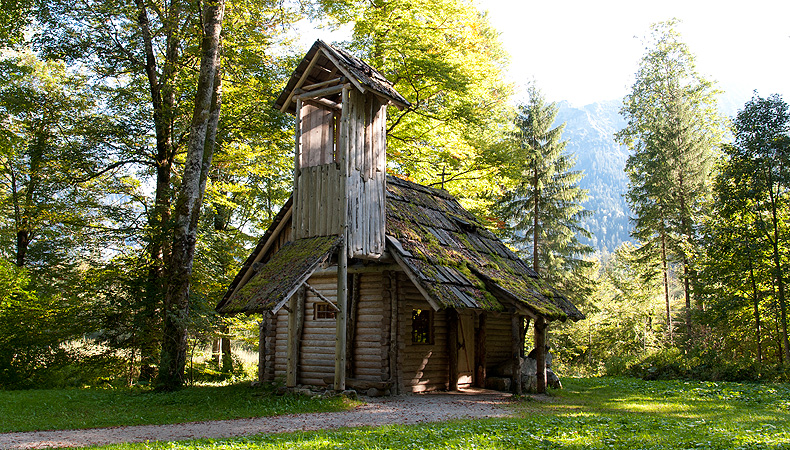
[299,103,335,168]
[396,273,449,393]
[345,90,386,259]
[293,163,341,239]
[457,311,475,388]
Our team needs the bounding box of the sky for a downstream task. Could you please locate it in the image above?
[477,0,790,109]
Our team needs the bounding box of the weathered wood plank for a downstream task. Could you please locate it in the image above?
[285,291,297,387]
[475,311,487,388]
[511,314,523,395]
[448,308,458,391]
[535,316,547,394]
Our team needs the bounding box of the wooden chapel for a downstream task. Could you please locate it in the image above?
[216,40,584,395]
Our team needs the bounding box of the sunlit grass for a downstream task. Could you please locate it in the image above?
[90,377,790,450]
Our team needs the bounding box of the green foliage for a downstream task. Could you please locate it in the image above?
[83,378,790,450]
[700,93,790,364]
[319,0,513,211]
[0,383,353,433]
[623,348,788,382]
[552,242,665,375]
[0,259,81,388]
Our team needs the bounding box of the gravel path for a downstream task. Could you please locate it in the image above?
[0,390,514,449]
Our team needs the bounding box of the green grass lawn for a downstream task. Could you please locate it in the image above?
[0,383,352,433]
[87,377,790,450]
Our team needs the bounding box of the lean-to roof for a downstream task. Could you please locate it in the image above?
[217,236,341,315]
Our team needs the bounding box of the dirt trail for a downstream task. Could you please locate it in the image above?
[0,389,514,449]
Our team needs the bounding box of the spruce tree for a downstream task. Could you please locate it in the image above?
[499,85,594,300]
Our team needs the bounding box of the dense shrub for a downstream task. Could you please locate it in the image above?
[0,260,90,389]
[620,348,789,382]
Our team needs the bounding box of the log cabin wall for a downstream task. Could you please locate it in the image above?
[484,313,513,372]
[352,272,387,381]
[396,273,449,393]
[273,308,288,380]
[299,273,338,385]
[271,270,390,387]
[261,311,276,383]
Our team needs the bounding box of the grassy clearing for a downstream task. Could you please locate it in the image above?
[0,384,352,433]
[91,377,790,450]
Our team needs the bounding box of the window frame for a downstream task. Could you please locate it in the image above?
[313,302,337,320]
[411,308,434,344]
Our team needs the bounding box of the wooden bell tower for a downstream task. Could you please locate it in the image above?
[275,40,409,389]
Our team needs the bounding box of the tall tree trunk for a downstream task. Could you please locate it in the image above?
[15,229,29,268]
[769,195,790,362]
[749,259,762,365]
[683,258,691,346]
[677,169,694,347]
[661,228,673,344]
[135,0,180,382]
[532,170,540,273]
[157,0,225,390]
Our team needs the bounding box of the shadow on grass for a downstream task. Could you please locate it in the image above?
[0,383,352,433]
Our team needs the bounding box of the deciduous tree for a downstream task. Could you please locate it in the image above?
[718,93,790,362]
[318,0,512,209]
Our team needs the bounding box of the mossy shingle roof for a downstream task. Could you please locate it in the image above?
[385,176,584,322]
[216,177,583,322]
[216,236,341,315]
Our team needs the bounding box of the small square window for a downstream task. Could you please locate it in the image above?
[314,302,336,320]
[411,309,434,344]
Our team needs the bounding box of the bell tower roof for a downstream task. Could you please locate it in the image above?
[275,40,410,115]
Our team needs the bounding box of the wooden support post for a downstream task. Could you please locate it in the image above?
[511,313,523,395]
[335,241,348,391]
[447,308,459,391]
[258,319,265,383]
[475,311,487,388]
[346,273,359,378]
[334,85,349,392]
[388,271,400,394]
[286,293,298,387]
[535,316,547,394]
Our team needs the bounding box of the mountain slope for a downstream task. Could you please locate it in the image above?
[556,100,631,253]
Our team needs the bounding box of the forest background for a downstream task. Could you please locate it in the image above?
[0,0,787,389]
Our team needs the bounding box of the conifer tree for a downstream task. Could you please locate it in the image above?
[499,85,594,300]
[616,20,723,344]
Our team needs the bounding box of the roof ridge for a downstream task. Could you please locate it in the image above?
[385,174,454,200]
